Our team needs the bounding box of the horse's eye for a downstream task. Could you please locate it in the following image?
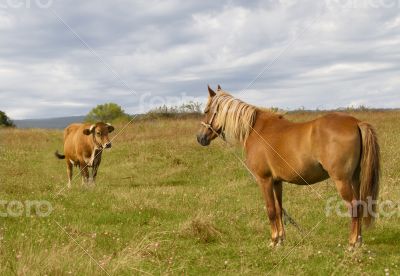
[97,132,101,135]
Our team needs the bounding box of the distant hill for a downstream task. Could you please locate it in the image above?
[14,116,86,129]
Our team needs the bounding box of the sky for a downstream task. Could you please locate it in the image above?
[0,0,399,119]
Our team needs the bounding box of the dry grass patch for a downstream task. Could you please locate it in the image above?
[180,212,222,243]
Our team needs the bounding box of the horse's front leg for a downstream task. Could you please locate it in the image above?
[257,176,279,247]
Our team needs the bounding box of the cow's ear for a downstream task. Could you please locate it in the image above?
[83,129,91,135]
[83,124,95,135]
[106,123,115,133]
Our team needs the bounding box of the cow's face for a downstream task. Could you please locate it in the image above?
[83,122,115,149]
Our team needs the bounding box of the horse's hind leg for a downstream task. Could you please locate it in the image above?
[273,181,285,244]
[333,179,362,247]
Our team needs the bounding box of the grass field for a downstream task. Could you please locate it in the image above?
[0,111,399,275]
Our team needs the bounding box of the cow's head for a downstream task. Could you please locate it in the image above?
[83,122,115,149]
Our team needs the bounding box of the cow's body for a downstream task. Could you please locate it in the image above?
[55,122,114,187]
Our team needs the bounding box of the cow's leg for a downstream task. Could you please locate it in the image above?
[333,179,362,247]
[273,181,285,244]
[66,160,73,188]
[257,176,279,247]
[80,162,90,186]
[92,156,102,185]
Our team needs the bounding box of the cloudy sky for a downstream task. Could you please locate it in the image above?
[0,0,399,119]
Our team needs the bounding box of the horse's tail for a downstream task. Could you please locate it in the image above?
[55,150,65,160]
[358,122,380,227]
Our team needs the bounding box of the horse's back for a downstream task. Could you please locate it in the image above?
[246,112,362,184]
[247,114,328,184]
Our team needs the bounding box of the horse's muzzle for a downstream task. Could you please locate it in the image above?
[197,134,210,146]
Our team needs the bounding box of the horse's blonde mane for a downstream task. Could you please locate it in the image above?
[210,91,257,145]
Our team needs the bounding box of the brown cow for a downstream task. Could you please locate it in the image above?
[55,122,115,187]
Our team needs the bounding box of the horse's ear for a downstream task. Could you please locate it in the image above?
[208,85,216,97]
[217,84,222,91]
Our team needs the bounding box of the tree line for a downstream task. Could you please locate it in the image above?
[0,101,203,127]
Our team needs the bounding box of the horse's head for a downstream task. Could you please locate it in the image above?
[196,85,223,146]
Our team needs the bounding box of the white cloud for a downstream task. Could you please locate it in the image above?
[300,62,393,78]
[0,0,399,119]
[0,13,14,29]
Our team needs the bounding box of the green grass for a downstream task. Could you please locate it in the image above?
[0,112,399,275]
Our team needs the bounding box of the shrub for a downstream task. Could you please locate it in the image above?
[145,101,203,119]
[85,103,131,123]
[0,111,15,127]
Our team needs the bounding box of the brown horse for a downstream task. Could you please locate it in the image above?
[197,85,380,247]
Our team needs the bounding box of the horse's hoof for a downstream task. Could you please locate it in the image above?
[355,236,363,248]
[269,238,284,248]
[348,236,362,251]
[268,241,277,248]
